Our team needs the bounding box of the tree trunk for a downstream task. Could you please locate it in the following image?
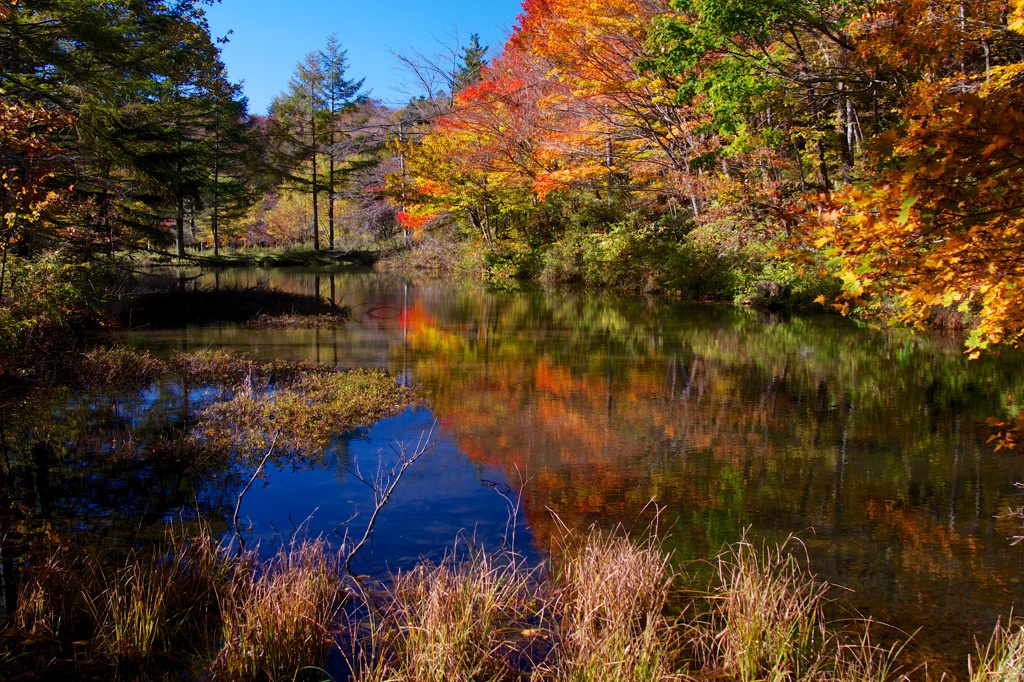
[311,100,320,252]
[328,116,336,250]
[176,196,186,258]
[213,129,221,256]
[818,139,831,196]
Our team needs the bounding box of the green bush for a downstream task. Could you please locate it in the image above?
[0,252,118,377]
[731,245,843,311]
[539,220,739,298]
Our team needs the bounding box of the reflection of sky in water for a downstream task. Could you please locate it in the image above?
[235,406,538,575]
[59,386,535,574]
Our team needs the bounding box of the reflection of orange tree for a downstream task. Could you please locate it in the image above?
[401,305,1024,671]
[839,495,1024,657]
[394,290,1024,570]
[401,317,808,553]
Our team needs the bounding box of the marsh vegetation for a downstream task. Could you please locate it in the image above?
[3,269,1024,680]
[9,519,1024,682]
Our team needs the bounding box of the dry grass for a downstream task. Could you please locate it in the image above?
[348,529,682,682]
[243,312,350,329]
[697,536,831,682]
[213,539,347,681]
[14,522,231,671]
[15,549,93,642]
[543,528,681,682]
[350,548,538,682]
[68,345,371,392]
[10,525,1016,682]
[194,367,416,461]
[76,346,168,389]
[693,534,910,682]
[971,619,1024,682]
[172,348,260,386]
[85,524,231,664]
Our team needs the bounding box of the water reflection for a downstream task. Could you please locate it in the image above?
[117,267,1024,672]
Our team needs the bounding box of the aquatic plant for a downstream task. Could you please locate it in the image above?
[971,619,1024,682]
[543,528,680,682]
[697,535,831,682]
[7,522,1017,681]
[15,549,93,642]
[195,366,416,461]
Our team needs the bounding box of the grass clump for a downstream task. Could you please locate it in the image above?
[76,345,170,389]
[214,540,346,681]
[12,523,1023,681]
[15,549,94,643]
[693,534,910,682]
[242,312,349,329]
[351,549,538,682]
[195,367,416,461]
[971,619,1024,682]
[13,524,232,672]
[698,536,831,682]
[544,529,680,682]
[11,527,349,680]
[349,529,683,682]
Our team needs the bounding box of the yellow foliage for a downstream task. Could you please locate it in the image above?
[1010,0,1024,33]
[805,65,1024,354]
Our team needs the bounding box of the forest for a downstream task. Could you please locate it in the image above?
[2,0,1024,364]
[4,1,1024,680]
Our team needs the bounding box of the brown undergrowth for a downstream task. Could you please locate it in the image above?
[6,520,1024,681]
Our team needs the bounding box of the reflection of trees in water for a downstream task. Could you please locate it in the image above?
[0,386,238,616]
[391,285,1024,669]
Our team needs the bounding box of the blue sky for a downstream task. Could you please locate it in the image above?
[204,0,524,115]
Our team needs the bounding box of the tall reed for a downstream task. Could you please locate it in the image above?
[349,548,538,682]
[544,529,681,682]
[213,539,346,681]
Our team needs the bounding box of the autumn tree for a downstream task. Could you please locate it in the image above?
[321,35,366,249]
[1,0,250,257]
[271,52,328,250]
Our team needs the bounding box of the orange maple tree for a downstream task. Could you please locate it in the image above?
[805,0,1024,356]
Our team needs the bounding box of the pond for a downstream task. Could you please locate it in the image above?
[14,266,1024,675]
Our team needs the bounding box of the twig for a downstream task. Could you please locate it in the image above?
[344,422,436,604]
[233,432,279,553]
[484,465,528,556]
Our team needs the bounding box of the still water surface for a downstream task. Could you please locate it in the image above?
[104,268,1024,671]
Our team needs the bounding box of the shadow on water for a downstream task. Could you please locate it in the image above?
[113,270,350,329]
